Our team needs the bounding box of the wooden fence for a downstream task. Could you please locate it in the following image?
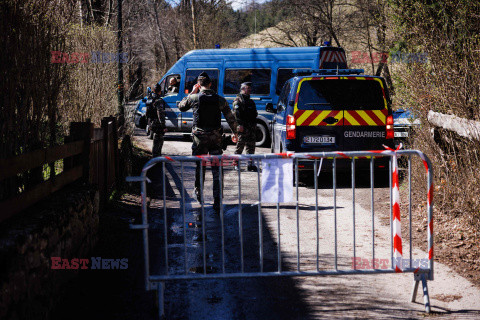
[0,117,119,224]
[428,110,480,141]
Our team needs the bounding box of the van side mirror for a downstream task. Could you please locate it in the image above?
[265,103,276,114]
[288,100,294,106]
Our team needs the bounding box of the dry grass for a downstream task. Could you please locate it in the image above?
[58,24,118,130]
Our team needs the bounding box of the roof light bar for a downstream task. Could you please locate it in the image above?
[292,69,364,75]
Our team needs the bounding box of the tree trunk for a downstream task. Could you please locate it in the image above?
[152,3,170,72]
[106,0,113,26]
[87,0,95,23]
[191,0,197,49]
[78,0,83,27]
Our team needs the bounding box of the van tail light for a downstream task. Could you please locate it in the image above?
[286,115,296,139]
[386,115,394,139]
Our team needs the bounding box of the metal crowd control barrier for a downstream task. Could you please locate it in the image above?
[127,150,434,318]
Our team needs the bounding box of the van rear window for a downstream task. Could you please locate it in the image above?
[297,79,386,110]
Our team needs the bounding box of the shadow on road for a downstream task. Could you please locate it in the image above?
[298,170,390,190]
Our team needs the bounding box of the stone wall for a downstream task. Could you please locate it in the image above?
[0,183,99,320]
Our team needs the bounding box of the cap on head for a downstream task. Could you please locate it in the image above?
[197,71,211,86]
[198,71,210,81]
[240,82,252,90]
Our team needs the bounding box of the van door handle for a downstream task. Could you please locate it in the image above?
[323,117,339,124]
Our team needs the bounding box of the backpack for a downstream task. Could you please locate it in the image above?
[145,98,156,120]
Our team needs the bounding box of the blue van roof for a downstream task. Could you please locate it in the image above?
[179,46,347,61]
[294,74,383,80]
[183,46,327,57]
[163,46,345,74]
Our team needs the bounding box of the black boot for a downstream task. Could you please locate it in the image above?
[195,187,202,204]
[213,197,221,214]
[247,164,258,172]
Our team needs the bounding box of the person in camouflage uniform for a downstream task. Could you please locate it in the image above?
[233,82,258,172]
[179,72,237,213]
[146,83,167,200]
[149,83,167,157]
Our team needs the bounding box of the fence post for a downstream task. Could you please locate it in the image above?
[101,117,110,206]
[70,119,93,182]
[63,135,73,171]
[111,116,120,185]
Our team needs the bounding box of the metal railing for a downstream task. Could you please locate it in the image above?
[127,150,434,317]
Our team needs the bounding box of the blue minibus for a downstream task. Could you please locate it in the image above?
[134,45,347,146]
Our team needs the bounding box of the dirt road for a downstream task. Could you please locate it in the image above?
[132,127,480,319]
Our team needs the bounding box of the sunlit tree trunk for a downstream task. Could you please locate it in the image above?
[191,0,197,49]
[78,0,83,27]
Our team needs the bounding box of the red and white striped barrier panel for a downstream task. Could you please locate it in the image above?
[383,144,403,272]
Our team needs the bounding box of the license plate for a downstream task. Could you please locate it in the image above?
[303,136,335,144]
[394,131,408,138]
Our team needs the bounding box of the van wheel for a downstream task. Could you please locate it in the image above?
[255,122,270,148]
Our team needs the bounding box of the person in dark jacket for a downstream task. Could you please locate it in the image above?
[179,72,237,213]
[233,82,258,171]
[146,83,167,200]
[149,83,167,157]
